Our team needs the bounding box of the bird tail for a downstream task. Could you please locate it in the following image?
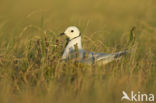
[113,50,129,59]
[96,50,129,64]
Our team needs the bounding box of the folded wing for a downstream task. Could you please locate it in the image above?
[82,50,129,65]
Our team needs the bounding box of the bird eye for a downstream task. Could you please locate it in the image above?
[71,30,74,33]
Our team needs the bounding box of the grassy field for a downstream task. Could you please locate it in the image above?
[0,0,155,103]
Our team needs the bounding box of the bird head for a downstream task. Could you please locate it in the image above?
[60,26,81,40]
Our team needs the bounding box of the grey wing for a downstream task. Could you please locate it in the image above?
[74,49,129,65]
[78,50,95,64]
[79,50,112,64]
[94,50,129,64]
[80,50,129,64]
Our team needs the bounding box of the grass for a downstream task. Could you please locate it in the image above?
[0,0,156,103]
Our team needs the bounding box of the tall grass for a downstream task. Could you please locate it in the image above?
[0,0,155,103]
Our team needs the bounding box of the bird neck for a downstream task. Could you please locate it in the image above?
[62,36,82,59]
[69,33,81,41]
[66,36,82,49]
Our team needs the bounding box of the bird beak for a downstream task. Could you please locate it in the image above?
[59,32,65,36]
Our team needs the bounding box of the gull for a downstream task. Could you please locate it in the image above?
[59,26,129,65]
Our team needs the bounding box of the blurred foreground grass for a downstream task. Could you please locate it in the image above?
[0,0,156,103]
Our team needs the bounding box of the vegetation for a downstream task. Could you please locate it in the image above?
[0,0,155,103]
